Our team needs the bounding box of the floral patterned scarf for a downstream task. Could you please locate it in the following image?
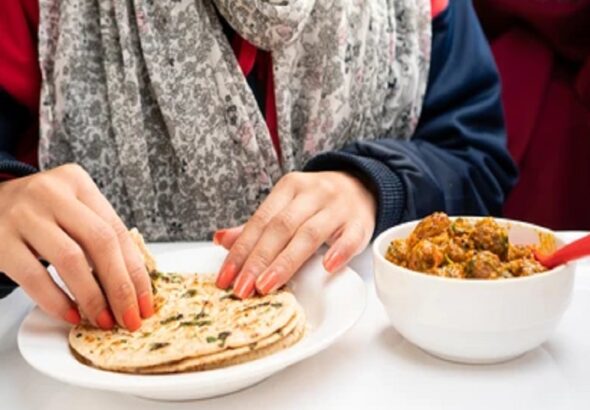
[37,0,431,241]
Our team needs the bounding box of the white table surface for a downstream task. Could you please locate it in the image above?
[1,232,589,410]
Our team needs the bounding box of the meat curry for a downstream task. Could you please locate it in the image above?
[385,213,547,279]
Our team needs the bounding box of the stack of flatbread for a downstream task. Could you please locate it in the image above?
[68,230,306,374]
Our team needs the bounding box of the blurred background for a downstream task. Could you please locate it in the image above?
[474,0,590,231]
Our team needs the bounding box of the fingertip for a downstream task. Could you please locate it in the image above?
[256,270,280,295]
[233,271,256,299]
[216,262,238,289]
[96,309,115,330]
[138,292,154,318]
[64,307,81,325]
[323,249,344,273]
[213,230,226,246]
[123,306,142,332]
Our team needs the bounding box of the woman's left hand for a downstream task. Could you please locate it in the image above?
[214,171,377,299]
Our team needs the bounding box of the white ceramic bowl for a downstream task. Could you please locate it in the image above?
[373,217,576,364]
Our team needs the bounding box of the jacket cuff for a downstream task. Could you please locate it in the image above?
[303,151,406,239]
[0,273,18,299]
[0,156,37,182]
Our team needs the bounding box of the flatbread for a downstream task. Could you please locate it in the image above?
[130,304,306,374]
[128,228,157,273]
[69,274,299,369]
[69,230,306,373]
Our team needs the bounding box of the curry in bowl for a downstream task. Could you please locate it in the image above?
[385,212,548,279]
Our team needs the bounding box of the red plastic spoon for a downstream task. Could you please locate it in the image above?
[534,233,590,269]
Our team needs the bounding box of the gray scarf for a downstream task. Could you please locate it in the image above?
[38,0,431,241]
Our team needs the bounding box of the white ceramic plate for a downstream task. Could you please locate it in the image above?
[17,243,366,401]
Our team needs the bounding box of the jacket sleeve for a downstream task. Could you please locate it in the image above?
[0,88,37,181]
[304,0,518,238]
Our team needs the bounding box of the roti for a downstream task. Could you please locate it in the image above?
[69,273,300,370]
[69,229,306,373]
[128,304,306,374]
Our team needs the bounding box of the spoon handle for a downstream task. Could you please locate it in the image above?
[535,234,590,268]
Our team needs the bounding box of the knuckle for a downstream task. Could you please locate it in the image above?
[283,171,304,186]
[59,163,86,178]
[246,250,273,271]
[24,175,53,197]
[83,290,107,316]
[127,261,148,286]
[6,204,29,221]
[55,243,85,270]
[17,266,41,291]
[276,253,296,272]
[91,223,118,252]
[112,219,129,238]
[269,212,298,235]
[111,280,135,303]
[318,177,337,196]
[349,220,367,242]
[299,223,322,245]
[250,207,273,228]
[230,241,251,262]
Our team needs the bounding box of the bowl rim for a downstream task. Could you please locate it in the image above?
[372,216,572,285]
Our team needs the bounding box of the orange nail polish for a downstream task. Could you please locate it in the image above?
[324,250,343,273]
[123,307,142,331]
[138,293,154,318]
[234,272,256,299]
[213,230,227,245]
[216,262,238,289]
[257,271,280,294]
[64,308,81,325]
[96,309,115,330]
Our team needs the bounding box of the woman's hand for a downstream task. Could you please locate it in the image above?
[215,171,377,298]
[0,164,153,330]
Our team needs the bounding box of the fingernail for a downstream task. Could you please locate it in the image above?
[122,306,142,331]
[213,230,227,245]
[324,250,343,273]
[233,272,257,299]
[138,293,154,318]
[64,307,81,325]
[216,262,238,289]
[96,309,115,330]
[256,271,280,294]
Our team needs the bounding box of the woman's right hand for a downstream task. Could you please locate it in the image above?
[0,163,153,331]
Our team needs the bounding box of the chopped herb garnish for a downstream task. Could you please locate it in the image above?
[270,303,283,308]
[206,336,217,343]
[149,342,170,351]
[195,305,208,319]
[243,302,270,312]
[182,289,198,298]
[179,320,212,327]
[218,331,231,347]
[160,313,184,324]
[141,332,152,338]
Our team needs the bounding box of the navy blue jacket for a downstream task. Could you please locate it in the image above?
[0,0,518,298]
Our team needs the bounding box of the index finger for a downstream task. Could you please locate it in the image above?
[216,182,296,289]
[75,175,154,319]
